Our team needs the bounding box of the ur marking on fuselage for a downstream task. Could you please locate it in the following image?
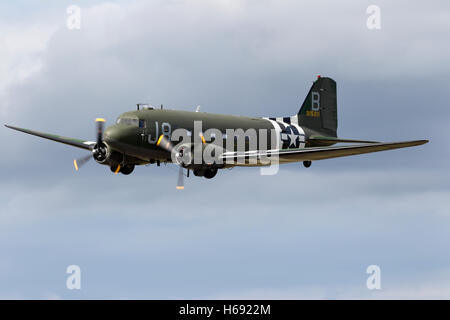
[5,76,428,189]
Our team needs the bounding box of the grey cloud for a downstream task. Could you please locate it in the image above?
[1,169,449,298]
[1,0,449,299]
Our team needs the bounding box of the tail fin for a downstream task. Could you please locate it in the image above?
[298,76,337,137]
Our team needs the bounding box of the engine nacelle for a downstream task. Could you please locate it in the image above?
[173,142,224,169]
[93,142,122,166]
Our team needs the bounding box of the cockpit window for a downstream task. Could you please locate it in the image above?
[116,117,139,126]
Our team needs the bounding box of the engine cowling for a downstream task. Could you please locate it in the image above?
[173,142,224,169]
[93,142,122,166]
[93,142,109,163]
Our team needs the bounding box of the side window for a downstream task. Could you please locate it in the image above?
[139,119,146,128]
[117,117,139,126]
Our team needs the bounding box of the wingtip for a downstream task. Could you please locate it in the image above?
[4,124,23,132]
[401,139,429,146]
[4,124,18,131]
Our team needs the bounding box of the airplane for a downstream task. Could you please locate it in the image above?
[5,76,428,189]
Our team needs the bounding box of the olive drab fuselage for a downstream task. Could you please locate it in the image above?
[103,108,306,166]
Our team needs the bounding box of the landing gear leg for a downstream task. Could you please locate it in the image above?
[303,160,312,168]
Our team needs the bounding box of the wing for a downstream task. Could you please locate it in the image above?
[308,135,379,144]
[220,140,428,165]
[5,124,95,150]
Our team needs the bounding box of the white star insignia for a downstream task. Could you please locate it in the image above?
[287,130,298,146]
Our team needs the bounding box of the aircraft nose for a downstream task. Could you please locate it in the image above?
[103,125,121,143]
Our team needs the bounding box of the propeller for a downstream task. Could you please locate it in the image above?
[93,118,107,162]
[73,154,92,171]
[96,118,104,146]
[73,118,106,171]
[156,134,188,190]
[176,166,184,190]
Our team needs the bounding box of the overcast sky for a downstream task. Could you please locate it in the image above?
[1,0,449,299]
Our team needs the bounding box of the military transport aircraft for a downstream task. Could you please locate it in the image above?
[5,76,428,189]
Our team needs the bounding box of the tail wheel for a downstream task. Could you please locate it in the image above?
[204,168,218,179]
[303,160,312,168]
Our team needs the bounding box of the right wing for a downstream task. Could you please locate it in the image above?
[5,124,95,150]
[220,140,428,164]
[308,135,379,144]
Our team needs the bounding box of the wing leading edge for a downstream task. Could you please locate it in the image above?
[4,125,95,150]
[308,136,379,144]
[220,140,428,164]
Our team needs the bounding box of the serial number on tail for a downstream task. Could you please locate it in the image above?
[306,110,320,117]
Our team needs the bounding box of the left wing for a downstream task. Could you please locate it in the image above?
[220,140,428,164]
[4,124,95,150]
